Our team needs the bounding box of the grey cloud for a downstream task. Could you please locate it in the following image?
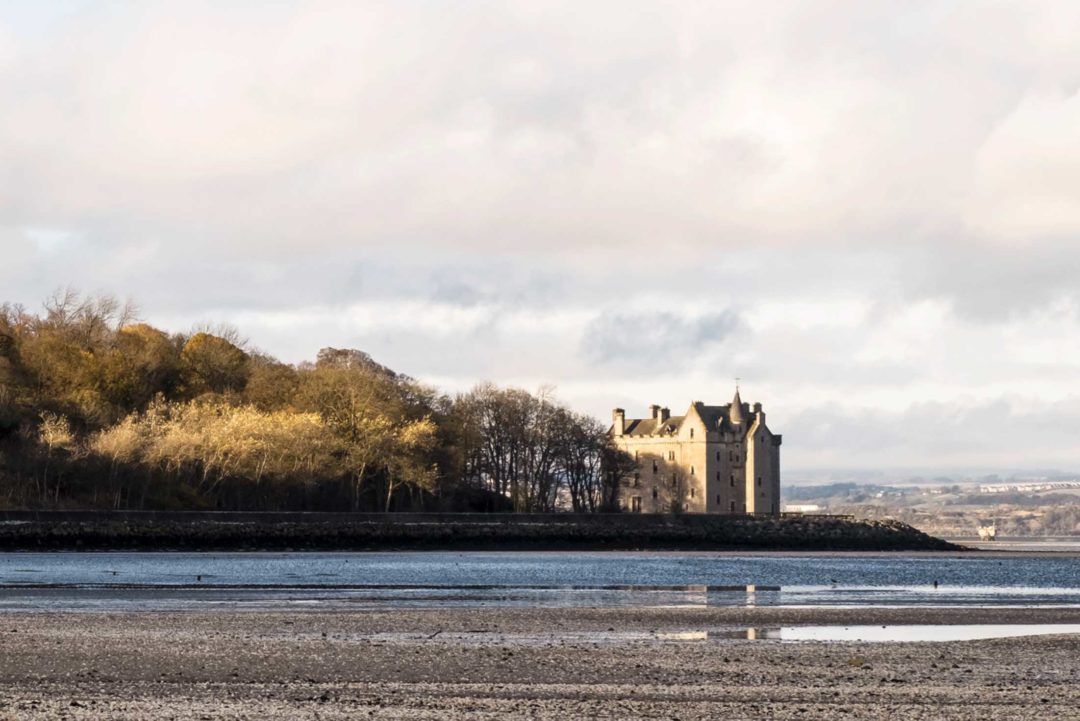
[783,395,1080,472]
[900,238,1080,321]
[580,309,740,367]
[5,2,1080,474]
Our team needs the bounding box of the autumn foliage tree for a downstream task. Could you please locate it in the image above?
[0,291,630,513]
[180,332,250,397]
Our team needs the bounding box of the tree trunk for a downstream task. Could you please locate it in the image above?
[385,479,396,512]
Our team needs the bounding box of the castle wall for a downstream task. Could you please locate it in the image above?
[615,434,753,514]
[615,433,709,513]
[746,422,780,515]
[707,437,746,513]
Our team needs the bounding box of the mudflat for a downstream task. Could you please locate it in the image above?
[1,606,1078,720]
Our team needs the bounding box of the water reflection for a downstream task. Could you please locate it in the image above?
[620,625,1080,642]
[733,625,1080,642]
[659,625,1080,642]
[289,624,1080,645]
[706,584,782,607]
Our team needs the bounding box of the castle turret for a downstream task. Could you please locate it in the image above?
[729,388,745,425]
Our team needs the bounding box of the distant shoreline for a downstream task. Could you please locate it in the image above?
[0,512,960,552]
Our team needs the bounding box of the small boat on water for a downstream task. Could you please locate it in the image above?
[978,523,997,541]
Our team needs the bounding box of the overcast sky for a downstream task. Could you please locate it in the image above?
[3,1,1080,475]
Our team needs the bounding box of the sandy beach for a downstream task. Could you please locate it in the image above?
[1,605,1078,720]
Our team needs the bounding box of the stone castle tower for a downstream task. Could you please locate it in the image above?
[610,389,781,515]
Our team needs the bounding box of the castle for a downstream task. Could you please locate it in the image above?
[611,389,781,515]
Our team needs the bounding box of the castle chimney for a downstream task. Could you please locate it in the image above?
[649,404,660,420]
[612,408,625,436]
[658,407,670,423]
[754,402,764,424]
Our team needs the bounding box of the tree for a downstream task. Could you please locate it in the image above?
[98,324,181,414]
[0,312,22,436]
[316,347,398,378]
[89,414,145,508]
[600,442,637,512]
[296,355,436,510]
[180,333,250,397]
[0,291,640,515]
[38,411,76,503]
[243,354,301,410]
[383,417,438,511]
[556,412,607,512]
[454,384,598,512]
[15,291,139,424]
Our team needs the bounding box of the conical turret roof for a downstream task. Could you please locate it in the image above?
[729,387,745,425]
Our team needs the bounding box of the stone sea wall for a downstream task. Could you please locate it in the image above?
[0,512,961,551]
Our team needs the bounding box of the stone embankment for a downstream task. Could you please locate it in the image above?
[0,512,960,551]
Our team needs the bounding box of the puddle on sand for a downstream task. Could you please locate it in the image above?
[351,624,1080,645]
[667,625,1080,643]
[776,624,1080,642]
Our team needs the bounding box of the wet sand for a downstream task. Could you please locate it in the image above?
[1,606,1078,719]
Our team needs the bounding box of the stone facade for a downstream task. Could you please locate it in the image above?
[610,390,782,515]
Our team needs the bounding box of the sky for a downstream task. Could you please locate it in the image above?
[2,1,1080,475]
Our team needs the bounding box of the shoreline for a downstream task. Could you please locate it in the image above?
[1,606,1077,719]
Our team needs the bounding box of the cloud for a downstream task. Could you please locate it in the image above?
[785,394,1080,471]
[3,2,1080,473]
[580,309,740,367]
[966,89,1080,241]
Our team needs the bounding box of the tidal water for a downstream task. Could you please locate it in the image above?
[1,551,1078,613]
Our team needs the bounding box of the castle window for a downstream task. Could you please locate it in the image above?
[757,477,762,487]
[652,488,658,499]
[689,428,694,439]
[690,466,695,476]
[690,487,695,498]
[634,450,639,460]
[716,495,721,505]
[715,471,720,482]
[730,500,736,512]
[652,461,658,474]
[633,473,640,488]
[730,475,735,487]
[671,473,677,487]
[716,452,720,461]
[668,451,675,461]
[683,503,688,512]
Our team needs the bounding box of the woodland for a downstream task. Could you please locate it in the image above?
[0,291,633,512]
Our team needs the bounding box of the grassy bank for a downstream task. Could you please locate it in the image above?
[0,513,961,551]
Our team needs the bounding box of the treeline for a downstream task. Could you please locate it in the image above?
[0,291,633,512]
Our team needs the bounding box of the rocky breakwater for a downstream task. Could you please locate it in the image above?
[0,512,961,551]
